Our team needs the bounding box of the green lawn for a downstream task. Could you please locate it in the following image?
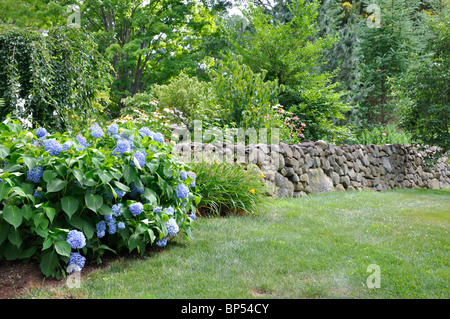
[27,189,450,299]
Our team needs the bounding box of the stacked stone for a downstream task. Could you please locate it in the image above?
[174,141,450,198]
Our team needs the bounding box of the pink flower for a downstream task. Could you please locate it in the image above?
[382,132,386,136]
[265,114,270,118]
[301,122,306,127]
[292,116,299,120]
[278,109,285,114]
[299,133,305,138]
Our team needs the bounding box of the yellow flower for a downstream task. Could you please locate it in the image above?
[249,189,255,194]
[260,173,265,178]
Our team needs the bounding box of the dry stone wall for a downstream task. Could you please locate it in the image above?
[175,141,450,197]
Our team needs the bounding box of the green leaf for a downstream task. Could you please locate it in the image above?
[128,234,142,253]
[42,237,53,251]
[43,170,58,184]
[44,206,56,223]
[96,170,113,184]
[143,188,157,205]
[85,194,103,212]
[0,183,11,202]
[72,169,85,184]
[0,221,10,245]
[46,178,67,193]
[124,165,137,184]
[113,181,130,192]
[61,196,79,219]
[22,155,37,170]
[54,240,71,257]
[81,219,94,239]
[0,145,10,159]
[39,250,59,278]
[10,186,26,197]
[3,205,22,229]
[8,228,22,248]
[34,212,45,228]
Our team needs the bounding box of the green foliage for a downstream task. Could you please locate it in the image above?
[351,124,413,145]
[151,72,208,129]
[190,160,266,216]
[203,56,286,134]
[393,6,450,152]
[0,25,112,132]
[0,117,198,278]
[227,0,352,142]
[356,0,421,125]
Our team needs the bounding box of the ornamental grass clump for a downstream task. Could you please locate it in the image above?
[190,160,267,216]
[0,116,200,278]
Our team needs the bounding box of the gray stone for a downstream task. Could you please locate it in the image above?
[307,168,334,193]
[315,140,328,150]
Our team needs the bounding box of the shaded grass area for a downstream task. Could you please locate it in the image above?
[26,189,449,299]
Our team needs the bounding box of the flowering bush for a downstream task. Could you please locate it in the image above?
[0,116,199,278]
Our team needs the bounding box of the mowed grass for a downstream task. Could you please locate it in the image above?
[28,189,449,299]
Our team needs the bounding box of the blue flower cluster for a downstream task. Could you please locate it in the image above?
[176,184,189,199]
[187,171,196,188]
[166,218,179,237]
[113,139,131,156]
[44,139,62,156]
[107,123,119,135]
[68,252,86,272]
[76,134,89,149]
[66,230,86,249]
[27,166,44,183]
[137,127,164,143]
[156,237,168,247]
[112,203,122,216]
[132,150,146,168]
[129,202,144,216]
[89,123,104,138]
[130,183,144,198]
[164,206,174,216]
[63,141,74,151]
[36,127,47,139]
[33,189,43,198]
[180,170,187,180]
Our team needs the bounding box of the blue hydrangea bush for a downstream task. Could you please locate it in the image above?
[0,117,199,278]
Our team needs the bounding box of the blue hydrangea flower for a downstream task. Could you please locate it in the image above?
[44,139,62,156]
[107,123,119,135]
[176,184,189,199]
[152,132,164,143]
[153,206,163,214]
[104,214,114,222]
[76,134,89,149]
[138,127,153,137]
[166,218,179,237]
[188,171,196,188]
[130,183,144,198]
[118,222,125,230]
[96,220,106,233]
[156,237,168,247]
[112,203,122,217]
[113,139,130,156]
[129,202,144,216]
[132,151,146,168]
[89,123,104,138]
[63,141,74,151]
[189,213,196,220]
[36,127,47,139]
[33,190,43,198]
[97,230,105,238]
[114,188,126,198]
[108,222,117,235]
[68,252,86,271]
[27,166,44,183]
[180,170,187,180]
[164,206,174,216]
[66,230,86,249]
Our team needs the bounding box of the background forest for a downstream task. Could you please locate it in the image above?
[0,0,449,151]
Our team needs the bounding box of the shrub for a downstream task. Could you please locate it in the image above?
[0,116,199,278]
[190,160,266,216]
[351,124,414,145]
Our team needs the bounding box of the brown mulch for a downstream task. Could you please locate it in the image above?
[0,256,117,299]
